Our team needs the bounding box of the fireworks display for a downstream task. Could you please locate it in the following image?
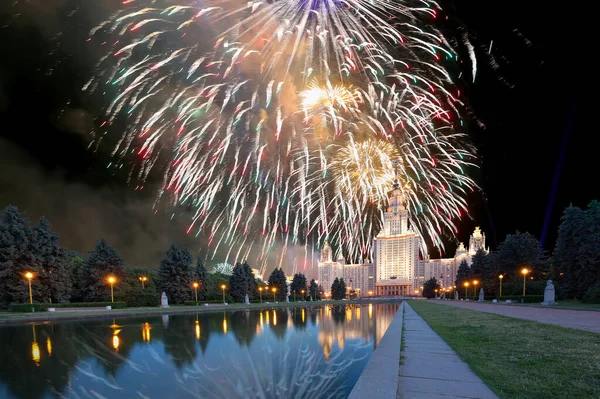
[84,0,477,273]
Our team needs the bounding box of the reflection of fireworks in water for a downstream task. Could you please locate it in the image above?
[85,0,477,269]
[181,322,368,398]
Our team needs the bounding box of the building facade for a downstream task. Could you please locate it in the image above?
[414,227,489,293]
[317,240,344,296]
[373,177,419,295]
[317,174,489,297]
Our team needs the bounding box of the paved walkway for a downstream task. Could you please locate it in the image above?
[433,301,600,333]
[397,304,498,399]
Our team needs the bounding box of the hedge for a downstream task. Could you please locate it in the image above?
[9,303,44,313]
[184,300,222,306]
[453,295,545,303]
[10,302,127,312]
[498,295,544,303]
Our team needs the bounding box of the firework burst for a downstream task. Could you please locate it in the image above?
[85,0,477,272]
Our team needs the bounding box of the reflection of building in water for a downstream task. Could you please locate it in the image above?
[373,303,400,344]
[316,304,399,361]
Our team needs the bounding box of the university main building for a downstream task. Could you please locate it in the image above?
[318,177,487,297]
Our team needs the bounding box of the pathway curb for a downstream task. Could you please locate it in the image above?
[349,301,405,399]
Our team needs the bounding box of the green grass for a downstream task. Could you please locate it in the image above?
[408,300,600,399]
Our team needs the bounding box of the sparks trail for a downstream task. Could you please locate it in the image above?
[84,0,477,273]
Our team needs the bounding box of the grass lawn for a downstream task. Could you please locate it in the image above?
[408,300,600,399]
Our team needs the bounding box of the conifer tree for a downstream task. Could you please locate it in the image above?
[577,201,600,298]
[83,238,126,302]
[331,277,347,300]
[290,273,308,299]
[309,279,319,300]
[267,268,287,301]
[0,206,40,306]
[242,261,258,299]
[455,259,471,288]
[68,252,86,302]
[338,278,347,299]
[193,257,208,298]
[33,217,71,303]
[229,262,248,302]
[422,277,441,299]
[157,244,193,304]
[331,278,340,299]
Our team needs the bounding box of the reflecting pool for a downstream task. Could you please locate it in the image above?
[0,302,400,399]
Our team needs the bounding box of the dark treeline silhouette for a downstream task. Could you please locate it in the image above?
[0,206,267,307]
[452,200,600,302]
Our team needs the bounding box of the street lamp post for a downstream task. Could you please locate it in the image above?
[107,276,116,303]
[193,282,199,302]
[301,289,305,301]
[25,272,34,304]
[272,287,277,302]
[221,284,227,304]
[473,280,478,297]
[499,275,504,297]
[258,287,263,303]
[521,268,529,296]
[464,282,469,298]
[293,290,296,302]
[138,276,148,289]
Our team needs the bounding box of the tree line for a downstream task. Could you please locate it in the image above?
[443,201,600,303]
[0,205,327,307]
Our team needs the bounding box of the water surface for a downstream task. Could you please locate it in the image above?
[0,302,400,399]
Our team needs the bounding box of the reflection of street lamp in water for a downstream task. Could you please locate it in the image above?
[31,324,40,366]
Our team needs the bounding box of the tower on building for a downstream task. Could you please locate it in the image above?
[374,161,419,296]
[469,227,487,255]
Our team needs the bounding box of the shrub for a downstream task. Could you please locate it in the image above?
[582,282,600,304]
[45,302,127,309]
[9,302,127,312]
[498,295,544,303]
[9,303,44,312]
[184,299,232,306]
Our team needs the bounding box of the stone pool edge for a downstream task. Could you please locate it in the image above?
[0,299,405,326]
[348,300,404,399]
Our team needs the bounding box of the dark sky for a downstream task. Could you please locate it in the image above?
[0,1,596,272]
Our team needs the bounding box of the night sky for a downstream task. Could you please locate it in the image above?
[0,1,596,272]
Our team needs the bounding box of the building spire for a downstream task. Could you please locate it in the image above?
[388,159,405,214]
[393,159,400,190]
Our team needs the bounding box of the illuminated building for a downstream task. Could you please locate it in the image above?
[415,227,489,292]
[374,175,418,295]
[317,240,344,296]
